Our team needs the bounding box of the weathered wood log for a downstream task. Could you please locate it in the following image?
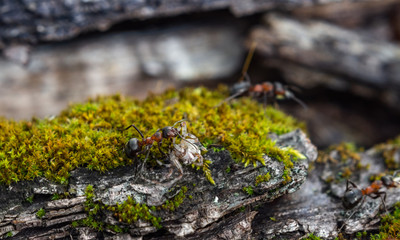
[251,142,400,239]
[0,24,244,120]
[293,0,400,28]
[0,130,317,239]
[250,13,400,88]
[0,0,383,51]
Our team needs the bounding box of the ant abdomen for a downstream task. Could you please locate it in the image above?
[342,188,363,209]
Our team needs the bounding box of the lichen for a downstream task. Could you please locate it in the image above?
[0,87,304,185]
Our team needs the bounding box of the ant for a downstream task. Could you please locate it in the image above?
[339,171,400,232]
[342,172,399,210]
[124,120,186,160]
[220,73,308,109]
[216,42,307,109]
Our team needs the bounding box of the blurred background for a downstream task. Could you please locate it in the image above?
[1,0,400,149]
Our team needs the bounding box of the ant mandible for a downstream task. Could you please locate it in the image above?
[342,171,399,210]
[217,42,307,109]
[124,120,186,160]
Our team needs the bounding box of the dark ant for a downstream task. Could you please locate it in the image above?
[217,42,307,109]
[342,172,399,210]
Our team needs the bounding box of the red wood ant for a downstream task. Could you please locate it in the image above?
[124,120,202,183]
[124,120,186,160]
[219,73,308,109]
[342,172,399,210]
[339,172,399,232]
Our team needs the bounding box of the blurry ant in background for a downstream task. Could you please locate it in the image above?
[217,42,307,109]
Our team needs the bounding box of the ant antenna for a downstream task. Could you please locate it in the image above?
[172,119,188,128]
[291,94,308,110]
[243,72,252,83]
[125,123,145,139]
[239,42,257,82]
[214,89,248,108]
[338,197,365,233]
[284,88,308,109]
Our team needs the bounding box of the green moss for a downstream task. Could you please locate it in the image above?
[36,208,45,219]
[255,172,271,186]
[375,135,400,169]
[109,196,161,229]
[242,186,254,196]
[160,186,188,212]
[318,142,361,163]
[318,142,369,182]
[302,233,322,240]
[26,195,34,204]
[0,87,304,185]
[370,202,400,240]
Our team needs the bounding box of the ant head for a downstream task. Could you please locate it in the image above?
[342,188,363,209]
[381,175,394,187]
[230,81,251,96]
[125,138,140,158]
[162,126,179,139]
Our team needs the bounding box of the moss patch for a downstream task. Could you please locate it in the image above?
[370,202,400,240]
[318,142,368,182]
[375,135,400,169]
[0,87,304,185]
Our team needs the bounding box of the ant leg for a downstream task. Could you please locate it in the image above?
[338,196,366,233]
[124,123,144,139]
[263,91,268,108]
[346,180,358,191]
[370,192,388,213]
[157,141,168,158]
[214,89,248,108]
[133,150,151,181]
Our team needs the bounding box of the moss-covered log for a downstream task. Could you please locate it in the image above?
[0,88,316,239]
